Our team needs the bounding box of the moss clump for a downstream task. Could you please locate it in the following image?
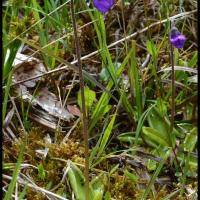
[26,188,47,200]
[109,173,136,199]
[48,139,85,159]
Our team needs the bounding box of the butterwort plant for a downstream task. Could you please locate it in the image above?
[170,26,186,49]
[168,21,186,173]
[93,0,114,13]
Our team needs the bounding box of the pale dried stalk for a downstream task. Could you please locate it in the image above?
[3,174,69,200]
[9,95,27,135]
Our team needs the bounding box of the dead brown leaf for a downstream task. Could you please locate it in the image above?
[13,53,47,88]
[67,105,81,117]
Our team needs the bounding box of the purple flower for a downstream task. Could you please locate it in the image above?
[170,27,186,49]
[93,0,114,13]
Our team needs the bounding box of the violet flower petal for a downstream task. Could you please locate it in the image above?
[170,34,186,48]
[93,0,114,13]
[170,27,186,49]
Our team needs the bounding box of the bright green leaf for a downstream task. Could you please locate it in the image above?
[78,86,96,110]
[104,192,111,200]
[68,162,94,200]
[142,126,170,147]
[124,169,138,182]
[37,163,46,180]
[188,51,197,68]
[147,159,157,171]
[184,127,197,152]
[156,97,167,117]
[146,40,157,57]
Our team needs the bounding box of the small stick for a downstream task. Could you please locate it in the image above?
[70,1,89,199]
[9,95,27,135]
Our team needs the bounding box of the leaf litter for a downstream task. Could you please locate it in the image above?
[13,53,75,128]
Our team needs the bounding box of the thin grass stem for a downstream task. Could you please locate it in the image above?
[70,1,89,199]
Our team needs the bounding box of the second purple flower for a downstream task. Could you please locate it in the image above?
[93,0,114,13]
[170,27,186,49]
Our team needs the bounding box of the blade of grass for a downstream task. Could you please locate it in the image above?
[134,104,156,147]
[161,189,181,200]
[18,185,28,200]
[89,48,134,132]
[4,0,71,48]
[82,1,118,87]
[2,70,13,122]
[90,113,116,167]
[120,91,136,119]
[31,0,52,67]
[3,142,25,200]
[129,40,143,118]
[3,40,21,80]
[142,148,172,200]
[98,12,118,87]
